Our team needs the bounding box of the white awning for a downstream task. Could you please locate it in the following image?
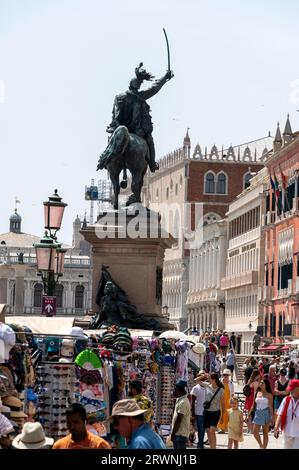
[7,316,76,335]
[84,329,154,338]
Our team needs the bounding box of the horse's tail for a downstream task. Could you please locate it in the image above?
[97,126,130,171]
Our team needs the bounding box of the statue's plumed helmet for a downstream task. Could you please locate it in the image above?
[135,62,155,82]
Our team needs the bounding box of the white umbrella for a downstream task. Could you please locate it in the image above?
[159,330,191,341]
[192,342,205,354]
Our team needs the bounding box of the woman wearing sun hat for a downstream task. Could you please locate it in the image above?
[274,379,299,449]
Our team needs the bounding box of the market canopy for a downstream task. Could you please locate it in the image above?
[159,330,192,341]
[6,316,75,335]
[258,344,290,352]
[84,329,154,338]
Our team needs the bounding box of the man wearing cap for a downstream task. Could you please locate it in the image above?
[191,372,207,449]
[111,399,165,449]
[274,379,299,449]
[170,380,191,449]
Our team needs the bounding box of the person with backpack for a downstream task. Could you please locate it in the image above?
[274,379,299,449]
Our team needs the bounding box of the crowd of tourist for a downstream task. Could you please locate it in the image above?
[1,365,299,450]
[1,324,299,450]
[242,355,299,449]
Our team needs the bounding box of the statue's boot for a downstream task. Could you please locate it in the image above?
[148,161,159,172]
[146,137,159,172]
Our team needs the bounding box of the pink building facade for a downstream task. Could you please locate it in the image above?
[263,119,299,341]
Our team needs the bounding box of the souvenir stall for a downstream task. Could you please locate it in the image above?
[0,320,36,433]
[1,318,201,443]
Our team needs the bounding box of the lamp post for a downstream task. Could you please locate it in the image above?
[162,305,169,320]
[34,190,67,316]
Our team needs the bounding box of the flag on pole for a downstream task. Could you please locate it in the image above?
[279,166,287,190]
[279,165,290,212]
[269,173,276,195]
[273,171,280,200]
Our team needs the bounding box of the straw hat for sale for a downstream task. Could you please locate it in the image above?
[12,422,54,449]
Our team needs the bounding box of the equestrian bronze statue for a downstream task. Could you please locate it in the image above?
[97,30,174,209]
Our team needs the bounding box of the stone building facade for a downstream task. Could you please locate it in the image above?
[0,212,92,315]
[221,167,267,354]
[143,131,271,330]
[186,219,227,332]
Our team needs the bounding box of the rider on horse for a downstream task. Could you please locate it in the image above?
[98,63,173,172]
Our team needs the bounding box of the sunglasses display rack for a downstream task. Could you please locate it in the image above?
[156,364,175,425]
[35,363,78,439]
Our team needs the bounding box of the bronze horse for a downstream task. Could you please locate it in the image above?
[97,125,148,209]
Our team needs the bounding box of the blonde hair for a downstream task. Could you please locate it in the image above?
[231,396,239,405]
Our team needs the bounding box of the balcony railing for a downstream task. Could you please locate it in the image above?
[0,251,90,268]
[264,211,275,227]
[261,286,273,303]
[221,270,258,290]
[277,288,288,299]
[228,227,260,250]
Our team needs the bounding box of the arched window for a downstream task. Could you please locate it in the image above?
[205,172,215,193]
[156,188,159,200]
[175,183,178,195]
[75,285,84,309]
[216,172,227,194]
[243,172,252,189]
[54,284,64,308]
[33,283,43,307]
[166,188,169,200]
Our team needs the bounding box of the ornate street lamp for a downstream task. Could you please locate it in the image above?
[55,245,67,276]
[162,305,169,320]
[35,232,58,272]
[34,190,67,312]
[43,189,67,235]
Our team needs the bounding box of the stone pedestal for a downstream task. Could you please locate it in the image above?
[81,207,175,329]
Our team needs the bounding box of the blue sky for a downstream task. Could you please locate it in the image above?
[1,0,299,243]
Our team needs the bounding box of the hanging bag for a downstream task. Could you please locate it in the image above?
[203,386,221,410]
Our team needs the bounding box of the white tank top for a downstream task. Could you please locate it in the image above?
[255,396,269,410]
